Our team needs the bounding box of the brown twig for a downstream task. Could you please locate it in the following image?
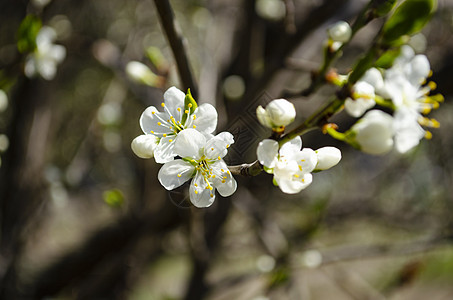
[153,0,198,96]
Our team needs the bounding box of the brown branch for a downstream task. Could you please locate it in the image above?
[228,160,263,177]
[153,0,198,96]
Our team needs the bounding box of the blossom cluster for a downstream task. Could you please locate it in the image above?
[131,87,236,208]
[256,99,341,194]
[341,45,442,155]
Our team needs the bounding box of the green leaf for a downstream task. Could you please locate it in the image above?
[381,0,437,45]
[181,89,198,125]
[372,0,398,17]
[16,15,42,53]
[375,47,401,68]
[348,48,378,84]
[103,188,125,208]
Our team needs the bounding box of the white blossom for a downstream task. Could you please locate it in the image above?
[158,129,236,208]
[327,21,352,43]
[315,147,341,171]
[137,86,218,163]
[24,26,66,80]
[256,99,296,129]
[257,136,317,194]
[351,110,394,155]
[0,90,7,112]
[345,68,384,117]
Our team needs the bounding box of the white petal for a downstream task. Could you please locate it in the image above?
[131,134,158,158]
[193,103,218,133]
[353,110,394,155]
[158,160,195,190]
[361,68,384,91]
[174,128,205,159]
[24,57,37,78]
[49,44,66,63]
[215,131,235,145]
[189,172,216,208]
[37,59,57,80]
[211,160,237,197]
[275,173,313,194]
[393,108,425,153]
[407,55,430,86]
[279,136,302,157]
[154,137,177,163]
[257,139,278,168]
[205,137,228,160]
[345,98,375,118]
[256,105,272,128]
[295,148,318,174]
[164,86,185,116]
[139,106,172,136]
[315,147,341,170]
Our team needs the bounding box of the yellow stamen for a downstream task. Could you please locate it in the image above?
[161,103,165,107]
[157,122,162,126]
[150,131,154,134]
[163,133,167,137]
[212,175,216,178]
[226,144,230,148]
[425,131,433,140]
[221,179,226,183]
[193,115,197,119]
[194,183,198,187]
[299,166,303,171]
[428,81,437,90]
[169,139,173,142]
[193,125,197,128]
[195,190,198,194]
[152,111,156,115]
[294,174,300,178]
[185,110,189,114]
[218,156,221,160]
[188,103,192,108]
[210,194,214,198]
[177,174,182,178]
[177,107,181,112]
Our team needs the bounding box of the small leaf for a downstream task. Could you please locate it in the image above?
[381,0,437,45]
[16,15,42,53]
[181,89,198,125]
[103,188,125,208]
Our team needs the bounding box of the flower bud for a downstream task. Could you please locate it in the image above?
[126,61,157,86]
[257,99,296,129]
[351,110,394,155]
[315,147,341,170]
[327,21,352,43]
[131,134,159,158]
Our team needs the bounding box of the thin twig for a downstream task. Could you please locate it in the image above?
[153,0,198,96]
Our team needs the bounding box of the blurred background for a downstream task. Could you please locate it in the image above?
[1,0,453,299]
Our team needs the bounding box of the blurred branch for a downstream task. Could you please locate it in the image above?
[153,0,198,96]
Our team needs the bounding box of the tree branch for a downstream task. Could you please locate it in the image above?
[153,0,198,96]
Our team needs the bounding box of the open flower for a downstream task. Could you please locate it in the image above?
[158,129,236,208]
[137,87,218,163]
[256,99,296,130]
[257,136,318,194]
[24,26,66,80]
[350,110,394,155]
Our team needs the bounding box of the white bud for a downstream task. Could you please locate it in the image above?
[315,147,341,170]
[327,21,352,43]
[131,134,159,159]
[126,61,157,85]
[257,99,296,128]
[352,110,394,155]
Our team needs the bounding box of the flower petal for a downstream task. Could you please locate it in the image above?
[211,160,237,197]
[256,106,272,128]
[393,108,425,153]
[189,172,216,208]
[174,128,205,159]
[154,137,177,163]
[257,139,278,168]
[193,103,218,133]
[140,106,172,136]
[158,160,194,190]
[164,86,185,116]
[295,148,318,174]
[279,136,302,157]
[407,54,430,86]
[275,173,313,194]
[131,134,159,158]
